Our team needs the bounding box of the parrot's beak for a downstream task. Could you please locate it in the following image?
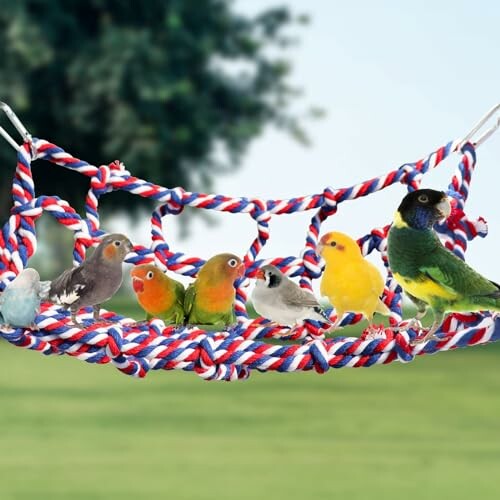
[132,277,144,293]
[125,239,133,254]
[237,263,245,278]
[317,234,329,254]
[255,269,265,280]
[436,197,452,219]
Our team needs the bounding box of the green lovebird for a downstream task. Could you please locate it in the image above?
[184,253,245,328]
[387,188,500,344]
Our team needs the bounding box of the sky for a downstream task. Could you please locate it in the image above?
[115,0,500,290]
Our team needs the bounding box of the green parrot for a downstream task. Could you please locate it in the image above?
[130,264,185,324]
[184,253,245,329]
[387,188,500,344]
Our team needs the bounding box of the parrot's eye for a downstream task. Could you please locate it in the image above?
[418,194,429,204]
[114,240,122,247]
[228,258,238,268]
[330,241,337,247]
[146,271,154,280]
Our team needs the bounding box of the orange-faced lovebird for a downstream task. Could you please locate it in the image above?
[130,264,185,324]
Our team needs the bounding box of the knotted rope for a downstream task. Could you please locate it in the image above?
[0,103,499,381]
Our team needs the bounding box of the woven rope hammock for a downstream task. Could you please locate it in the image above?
[0,103,499,381]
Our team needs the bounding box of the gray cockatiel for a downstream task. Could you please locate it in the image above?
[251,265,331,328]
[49,233,132,326]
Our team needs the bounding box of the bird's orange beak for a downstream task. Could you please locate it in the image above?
[237,263,245,278]
[317,234,329,254]
[132,277,144,293]
[255,269,265,280]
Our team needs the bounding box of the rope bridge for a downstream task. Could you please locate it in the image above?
[0,103,499,381]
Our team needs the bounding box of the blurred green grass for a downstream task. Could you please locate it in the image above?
[1,302,500,500]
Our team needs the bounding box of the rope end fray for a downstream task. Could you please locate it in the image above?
[0,102,33,154]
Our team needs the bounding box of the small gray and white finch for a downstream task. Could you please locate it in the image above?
[251,264,330,329]
[48,233,132,326]
[0,268,50,329]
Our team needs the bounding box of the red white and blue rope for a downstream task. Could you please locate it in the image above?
[0,137,494,381]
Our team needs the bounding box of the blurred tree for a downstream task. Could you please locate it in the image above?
[0,0,311,221]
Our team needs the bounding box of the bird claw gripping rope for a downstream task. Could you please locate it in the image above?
[0,102,500,381]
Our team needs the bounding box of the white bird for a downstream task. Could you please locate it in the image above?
[251,265,330,330]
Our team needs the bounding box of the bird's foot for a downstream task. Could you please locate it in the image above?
[92,318,116,326]
[409,332,446,346]
[69,320,88,329]
[183,323,229,332]
[392,318,423,333]
[286,325,301,336]
[29,323,39,332]
[264,320,280,328]
[362,324,388,340]
[69,311,88,329]
[131,320,151,327]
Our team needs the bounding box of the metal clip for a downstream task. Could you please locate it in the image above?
[460,103,500,149]
[0,102,32,152]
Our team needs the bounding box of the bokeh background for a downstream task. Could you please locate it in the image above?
[1,1,500,499]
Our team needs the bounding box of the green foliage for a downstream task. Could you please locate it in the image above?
[0,0,307,218]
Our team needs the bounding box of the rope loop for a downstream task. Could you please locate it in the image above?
[399,164,423,191]
[321,186,338,216]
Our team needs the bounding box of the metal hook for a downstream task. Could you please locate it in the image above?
[460,103,500,149]
[0,102,32,152]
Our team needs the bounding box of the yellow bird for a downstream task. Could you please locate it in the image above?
[318,231,390,331]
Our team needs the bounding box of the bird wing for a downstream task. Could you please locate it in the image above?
[174,280,186,308]
[281,281,321,310]
[49,266,92,306]
[420,246,500,299]
[38,281,52,300]
[184,283,196,316]
[366,261,386,297]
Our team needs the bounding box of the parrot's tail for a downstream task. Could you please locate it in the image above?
[39,281,52,301]
[313,306,332,324]
[376,299,391,317]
